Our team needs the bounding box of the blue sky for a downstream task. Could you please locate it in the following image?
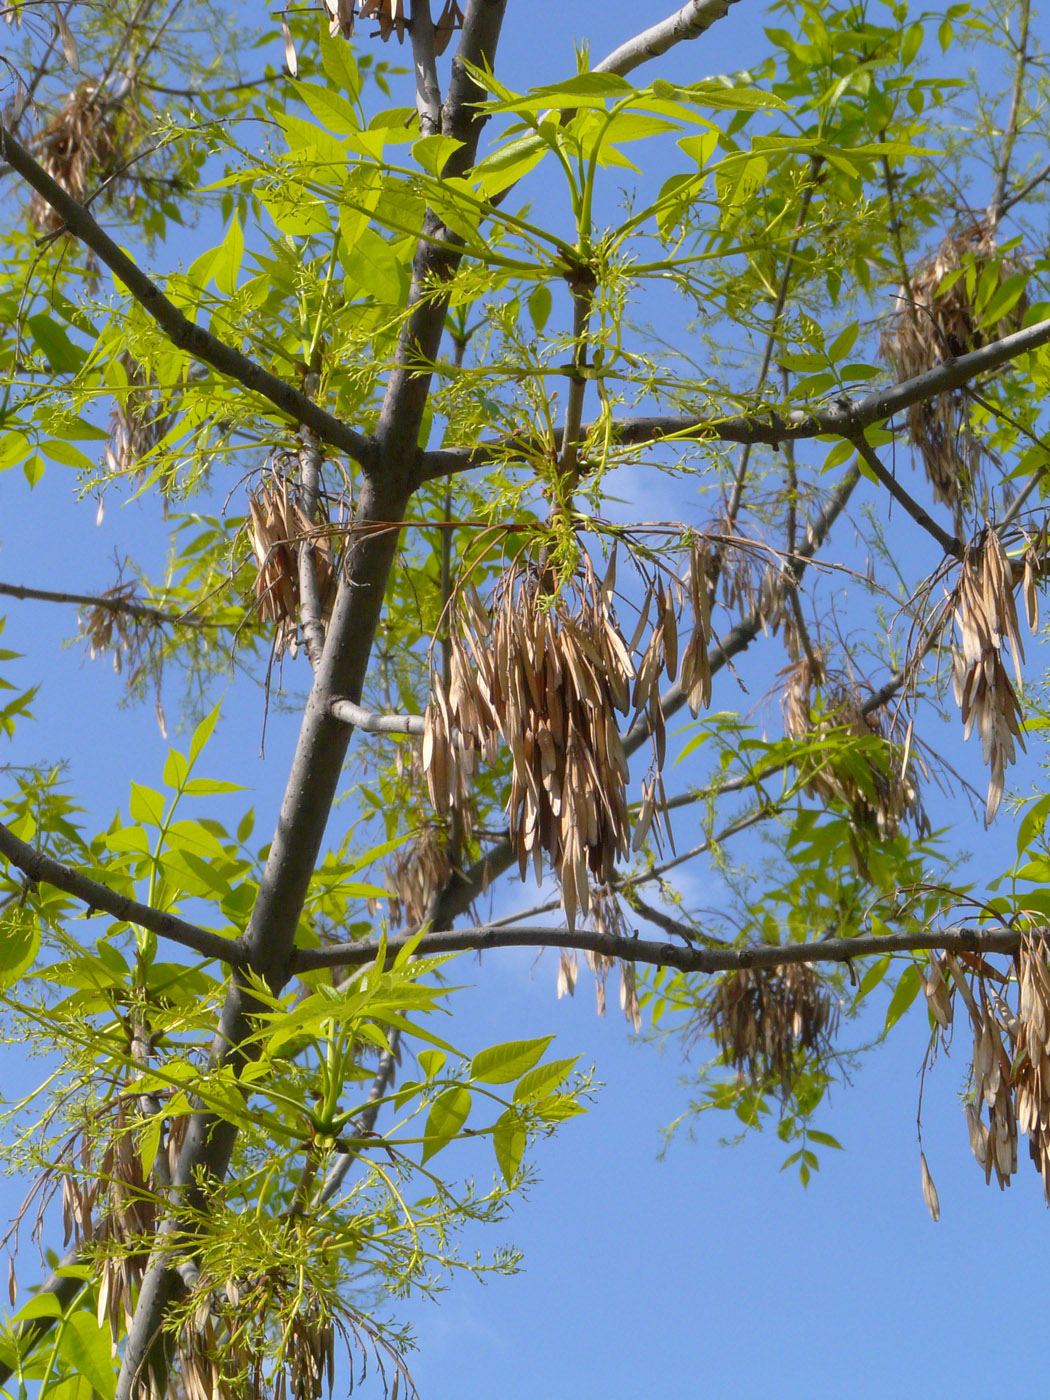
[1,2,1047,1397]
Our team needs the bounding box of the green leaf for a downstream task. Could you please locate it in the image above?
[182,777,247,795]
[11,1292,64,1323]
[678,131,719,167]
[806,1130,843,1150]
[0,908,40,990]
[513,1055,577,1104]
[22,454,45,487]
[293,80,361,136]
[822,438,855,472]
[854,954,891,1006]
[980,271,1027,329]
[104,826,150,855]
[492,1108,526,1185]
[163,747,189,791]
[319,22,361,102]
[159,848,231,899]
[1017,793,1050,856]
[417,1049,446,1080]
[421,1085,472,1162]
[472,133,547,196]
[189,703,222,762]
[483,71,633,115]
[826,322,859,362]
[527,284,552,334]
[27,314,85,373]
[343,227,402,303]
[715,152,768,210]
[534,1093,585,1122]
[129,783,166,827]
[40,439,97,471]
[470,1036,553,1084]
[0,432,31,471]
[884,962,923,1033]
[412,134,464,176]
[212,213,244,296]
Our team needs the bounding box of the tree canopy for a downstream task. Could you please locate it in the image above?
[0,0,1049,1394]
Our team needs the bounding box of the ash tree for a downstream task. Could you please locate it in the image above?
[0,0,1049,1394]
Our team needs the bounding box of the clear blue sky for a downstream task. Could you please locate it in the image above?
[0,3,1044,1397]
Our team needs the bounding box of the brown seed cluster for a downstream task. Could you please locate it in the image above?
[104,352,179,478]
[177,1286,335,1400]
[28,85,142,233]
[80,581,155,683]
[426,555,631,931]
[1012,938,1050,1202]
[880,221,1026,516]
[950,528,1034,821]
[386,822,452,932]
[60,1106,186,1340]
[173,1258,410,1400]
[322,0,464,49]
[937,942,1050,1203]
[423,548,711,928]
[782,650,926,840]
[248,477,337,658]
[703,964,838,1098]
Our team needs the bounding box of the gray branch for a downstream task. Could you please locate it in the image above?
[0,821,243,966]
[330,696,425,734]
[415,312,1050,484]
[294,918,1030,977]
[850,434,962,558]
[594,0,743,76]
[0,580,214,629]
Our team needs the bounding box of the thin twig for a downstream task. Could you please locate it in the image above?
[851,434,962,558]
[0,580,214,628]
[989,0,1031,224]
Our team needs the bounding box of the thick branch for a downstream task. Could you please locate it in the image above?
[294,919,1028,976]
[0,124,375,471]
[0,821,243,965]
[594,0,742,76]
[297,426,327,671]
[416,313,1050,483]
[410,0,442,135]
[330,696,425,735]
[115,6,510,1394]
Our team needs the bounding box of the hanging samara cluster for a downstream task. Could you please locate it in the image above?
[929,938,1050,1205]
[948,524,1044,821]
[422,545,712,929]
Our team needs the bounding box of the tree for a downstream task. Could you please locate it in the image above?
[0,0,1048,1393]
